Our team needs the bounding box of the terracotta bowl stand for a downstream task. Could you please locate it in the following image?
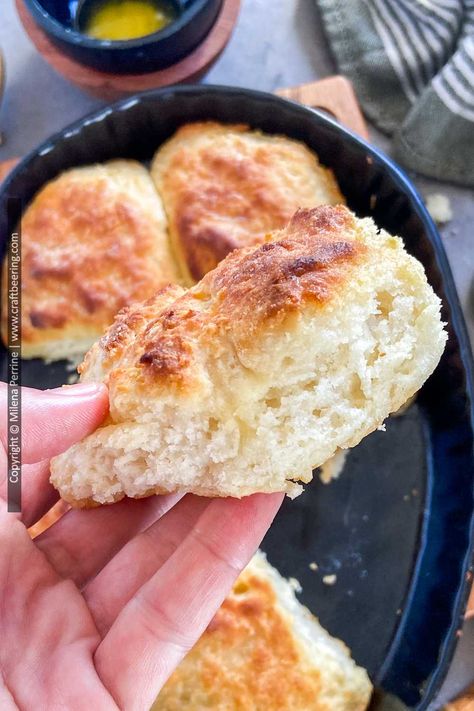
[16,0,242,100]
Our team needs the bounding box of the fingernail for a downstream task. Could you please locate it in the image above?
[51,383,105,397]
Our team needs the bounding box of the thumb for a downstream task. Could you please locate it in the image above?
[0,382,109,464]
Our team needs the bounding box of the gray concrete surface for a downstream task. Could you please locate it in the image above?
[1,0,473,706]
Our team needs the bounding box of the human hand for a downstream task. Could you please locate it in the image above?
[0,382,283,710]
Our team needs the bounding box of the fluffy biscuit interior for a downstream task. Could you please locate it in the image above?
[50,206,446,506]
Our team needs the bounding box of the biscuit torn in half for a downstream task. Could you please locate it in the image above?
[152,551,373,711]
[50,205,446,506]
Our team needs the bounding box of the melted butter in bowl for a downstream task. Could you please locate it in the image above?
[79,0,177,41]
[26,0,222,73]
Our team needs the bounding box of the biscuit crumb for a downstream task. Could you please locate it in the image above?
[288,577,302,593]
[319,449,348,484]
[323,574,337,586]
[426,193,452,224]
[309,562,319,571]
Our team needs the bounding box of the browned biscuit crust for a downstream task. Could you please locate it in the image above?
[1,160,180,360]
[153,553,372,710]
[85,206,364,396]
[151,122,344,282]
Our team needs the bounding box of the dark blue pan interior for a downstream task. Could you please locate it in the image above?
[1,86,473,709]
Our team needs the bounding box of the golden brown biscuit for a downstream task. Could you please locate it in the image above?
[1,160,181,361]
[153,551,372,711]
[151,122,344,283]
[50,206,446,507]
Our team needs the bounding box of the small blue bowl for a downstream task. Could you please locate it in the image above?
[22,0,223,74]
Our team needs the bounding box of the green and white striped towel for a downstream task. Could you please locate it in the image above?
[316,0,474,187]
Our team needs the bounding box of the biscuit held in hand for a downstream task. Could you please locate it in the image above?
[50,206,446,507]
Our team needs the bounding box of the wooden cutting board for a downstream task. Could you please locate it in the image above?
[446,684,474,710]
[275,76,369,140]
[0,157,19,183]
[466,586,474,619]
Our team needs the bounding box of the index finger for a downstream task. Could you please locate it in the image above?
[94,493,283,711]
[0,382,109,466]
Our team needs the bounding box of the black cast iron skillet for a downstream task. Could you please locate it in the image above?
[0,85,473,709]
